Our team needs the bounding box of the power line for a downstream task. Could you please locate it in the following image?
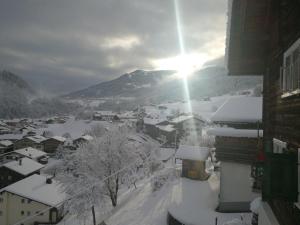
[11,152,155,225]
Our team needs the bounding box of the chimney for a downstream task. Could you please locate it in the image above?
[19,158,22,166]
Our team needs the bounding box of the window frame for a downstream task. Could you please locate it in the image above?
[281,37,300,98]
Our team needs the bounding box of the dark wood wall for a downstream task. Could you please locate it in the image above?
[264,0,300,149]
[263,1,300,224]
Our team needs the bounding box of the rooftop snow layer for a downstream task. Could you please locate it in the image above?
[156,124,176,132]
[207,127,263,138]
[26,135,48,143]
[170,115,204,124]
[175,145,209,161]
[51,136,66,142]
[80,135,94,141]
[3,157,44,175]
[210,97,262,123]
[143,117,167,125]
[14,147,47,159]
[0,174,66,206]
[0,140,13,147]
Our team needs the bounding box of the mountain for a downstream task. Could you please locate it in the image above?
[66,70,175,98]
[0,70,35,95]
[0,70,78,119]
[66,67,262,102]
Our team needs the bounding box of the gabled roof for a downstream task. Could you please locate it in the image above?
[210,97,262,123]
[169,115,204,124]
[0,174,66,207]
[0,140,13,147]
[3,157,44,176]
[50,136,66,143]
[14,147,47,159]
[26,135,48,143]
[75,134,94,142]
[175,145,209,161]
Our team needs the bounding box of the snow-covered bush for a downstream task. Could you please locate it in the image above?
[151,168,178,192]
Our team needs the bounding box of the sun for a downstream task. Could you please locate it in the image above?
[152,53,207,78]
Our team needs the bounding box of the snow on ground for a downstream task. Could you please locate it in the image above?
[105,173,251,225]
[158,148,176,162]
[144,95,235,121]
[36,117,111,139]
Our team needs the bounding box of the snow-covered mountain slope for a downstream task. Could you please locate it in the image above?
[65,67,262,102]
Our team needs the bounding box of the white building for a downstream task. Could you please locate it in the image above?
[208,96,263,212]
[0,174,66,225]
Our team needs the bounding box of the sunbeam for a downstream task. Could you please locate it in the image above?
[174,0,192,113]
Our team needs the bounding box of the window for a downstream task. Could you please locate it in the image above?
[0,197,3,203]
[281,38,300,96]
[27,199,32,204]
[21,199,25,203]
[273,138,287,153]
[21,211,24,215]
[0,211,2,216]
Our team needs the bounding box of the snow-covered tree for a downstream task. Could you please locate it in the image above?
[85,124,107,137]
[51,124,160,221]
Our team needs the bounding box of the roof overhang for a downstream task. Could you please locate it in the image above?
[226,0,269,76]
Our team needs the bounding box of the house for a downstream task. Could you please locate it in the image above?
[208,96,262,212]
[42,136,66,154]
[14,147,48,164]
[156,124,177,146]
[227,0,300,224]
[0,126,11,135]
[73,134,94,147]
[169,114,205,140]
[14,135,48,151]
[93,111,120,121]
[175,145,210,181]
[0,140,13,154]
[0,157,44,188]
[143,117,168,140]
[0,174,66,225]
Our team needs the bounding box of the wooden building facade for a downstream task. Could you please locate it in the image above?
[227,0,300,224]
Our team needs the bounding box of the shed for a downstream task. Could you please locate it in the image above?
[175,145,210,181]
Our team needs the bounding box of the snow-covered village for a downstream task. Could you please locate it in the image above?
[0,1,299,225]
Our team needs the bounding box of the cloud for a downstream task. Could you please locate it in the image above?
[0,0,227,94]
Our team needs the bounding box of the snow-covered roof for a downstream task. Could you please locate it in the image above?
[26,135,48,143]
[0,174,66,207]
[156,124,176,133]
[144,117,166,125]
[79,135,94,141]
[0,121,7,126]
[170,115,204,124]
[207,127,263,138]
[0,140,13,147]
[175,145,209,161]
[3,157,44,175]
[51,136,66,143]
[210,97,262,123]
[95,111,116,116]
[14,147,47,159]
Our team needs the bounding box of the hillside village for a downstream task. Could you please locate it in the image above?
[0,92,264,225]
[0,0,300,225]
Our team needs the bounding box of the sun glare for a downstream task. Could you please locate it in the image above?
[152,53,207,78]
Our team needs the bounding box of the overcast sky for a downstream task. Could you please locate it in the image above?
[0,0,227,94]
